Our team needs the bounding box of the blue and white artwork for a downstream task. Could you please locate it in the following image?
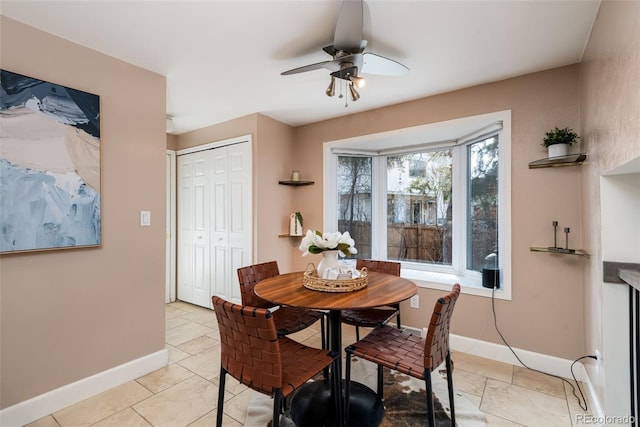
[0,70,101,253]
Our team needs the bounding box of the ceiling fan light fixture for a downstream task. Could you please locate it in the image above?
[326,76,336,97]
[348,83,360,102]
[350,75,366,88]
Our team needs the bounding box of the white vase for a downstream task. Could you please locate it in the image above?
[548,144,569,158]
[317,250,341,278]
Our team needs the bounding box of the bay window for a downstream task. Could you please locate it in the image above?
[325,111,511,299]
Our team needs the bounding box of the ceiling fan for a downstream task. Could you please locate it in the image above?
[281,0,409,102]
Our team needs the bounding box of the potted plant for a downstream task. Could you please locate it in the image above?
[542,127,579,158]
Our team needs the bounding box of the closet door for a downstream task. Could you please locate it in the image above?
[177,151,212,308]
[177,140,251,308]
[225,142,251,301]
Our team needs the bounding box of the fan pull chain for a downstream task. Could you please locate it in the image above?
[344,79,349,108]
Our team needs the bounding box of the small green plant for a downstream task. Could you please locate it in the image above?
[542,127,580,147]
[295,211,303,227]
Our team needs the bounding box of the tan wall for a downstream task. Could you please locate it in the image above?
[176,113,257,151]
[0,17,167,408]
[166,133,179,151]
[292,66,585,359]
[579,0,640,410]
[255,114,299,272]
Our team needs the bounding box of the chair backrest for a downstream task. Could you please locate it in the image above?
[212,295,282,395]
[237,261,280,308]
[423,283,461,370]
[355,259,401,276]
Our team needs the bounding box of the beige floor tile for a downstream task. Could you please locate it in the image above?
[92,408,151,427]
[24,415,60,427]
[485,413,527,426]
[165,321,215,346]
[165,305,190,320]
[512,365,565,399]
[169,301,204,313]
[452,352,513,383]
[480,379,572,427]
[136,364,194,393]
[178,347,221,380]
[133,376,218,427]
[189,409,243,427]
[53,381,152,426]
[177,335,219,355]
[217,372,250,396]
[454,368,488,397]
[182,308,217,324]
[298,332,325,349]
[202,319,220,330]
[167,344,191,364]
[166,316,191,330]
[287,323,323,344]
[219,387,252,425]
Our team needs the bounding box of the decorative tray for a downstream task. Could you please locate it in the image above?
[303,264,368,293]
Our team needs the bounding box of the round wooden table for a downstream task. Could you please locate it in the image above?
[255,270,417,427]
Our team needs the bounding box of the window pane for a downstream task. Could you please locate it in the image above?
[387,151,452,265]
[337,156,372,259]
[467,136,499,271]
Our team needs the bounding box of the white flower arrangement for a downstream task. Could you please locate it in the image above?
[299,230,358,257]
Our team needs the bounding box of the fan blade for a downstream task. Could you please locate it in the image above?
[281,60,341,75]
[333,0,363,52]
[361,52,409,76]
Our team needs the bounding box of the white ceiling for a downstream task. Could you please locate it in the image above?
[1,0,600,135]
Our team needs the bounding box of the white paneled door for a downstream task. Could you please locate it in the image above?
[177,139,251,308]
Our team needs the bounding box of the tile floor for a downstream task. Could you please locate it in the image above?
[26,301,590,427]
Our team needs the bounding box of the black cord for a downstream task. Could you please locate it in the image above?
[491,286,593,411]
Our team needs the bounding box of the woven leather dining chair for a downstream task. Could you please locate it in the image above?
[237,261,326,348]
[344,283,461,427]
[212,295,339,427]
[340,259,402,340]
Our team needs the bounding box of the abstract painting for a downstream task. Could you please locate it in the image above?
[0,70,101,253]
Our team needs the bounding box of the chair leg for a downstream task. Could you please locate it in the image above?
[320,315,327,349]
[425,370,436,427]
[355,325,360,341]
[396,311,401,329]
[344,351,353,427]
[446,352,456,426]
[216,368,227,427]
[376,364,384,401]
[273,389,282,427]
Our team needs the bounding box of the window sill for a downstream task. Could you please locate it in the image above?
[400,268,511,301]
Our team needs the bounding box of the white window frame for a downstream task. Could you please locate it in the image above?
[324,111,512,300]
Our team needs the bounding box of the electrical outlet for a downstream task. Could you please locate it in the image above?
[410,295,419,309]
[595,349,601,374]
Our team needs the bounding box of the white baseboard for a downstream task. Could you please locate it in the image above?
[0,349,168,427]
[579,365,606,424]
[448,333,607,422]
[449,333,588,381]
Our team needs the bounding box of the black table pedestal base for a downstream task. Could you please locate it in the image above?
[290,380,384,427]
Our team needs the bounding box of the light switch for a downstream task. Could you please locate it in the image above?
[140,210,151,226]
